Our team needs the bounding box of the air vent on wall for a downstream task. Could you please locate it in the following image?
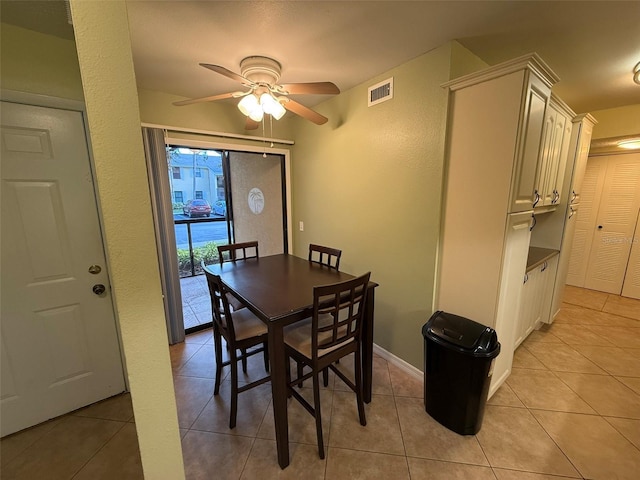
[368,77,393,107]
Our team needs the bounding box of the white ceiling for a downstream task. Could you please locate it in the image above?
[3,1,640,115]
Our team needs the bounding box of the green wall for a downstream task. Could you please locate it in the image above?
[1,23,84,101]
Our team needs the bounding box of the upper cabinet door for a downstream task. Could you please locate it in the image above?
[509,72,551,213]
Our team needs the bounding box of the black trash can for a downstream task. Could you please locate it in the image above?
[422,311,500,435]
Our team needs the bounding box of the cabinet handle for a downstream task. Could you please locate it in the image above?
[530,213,537,231]
[571,190,577,204]
[524,273,529,284]
[552,190,559,204]
[569,206,576,219]
[541,261,547,272]
[533,190,540,208]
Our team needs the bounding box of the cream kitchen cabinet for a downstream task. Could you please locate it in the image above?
[437,54,558,397]
[548,114,597,320]
[534,95,575,209]
[515,252,559,348]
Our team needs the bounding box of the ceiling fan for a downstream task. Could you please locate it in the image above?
[173,56,340,130]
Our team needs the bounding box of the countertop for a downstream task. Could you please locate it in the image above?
[527,247,559,272]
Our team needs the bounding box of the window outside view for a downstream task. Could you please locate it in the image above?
[167,147,231,277]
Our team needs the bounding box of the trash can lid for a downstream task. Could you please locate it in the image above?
[423,311,499,355]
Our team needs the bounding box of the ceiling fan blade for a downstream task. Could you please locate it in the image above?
[173,92,237,106]
[245,117,260,130]
[282,99,328,125]
[200,63,252,85]
[279,82,340,95]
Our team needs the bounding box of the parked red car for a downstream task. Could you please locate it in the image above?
[182,199,212,218]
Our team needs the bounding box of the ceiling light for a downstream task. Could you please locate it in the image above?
[260,93,286,120]
[237,91,286,122]
[617,139,640,150]
[635,62,640,85]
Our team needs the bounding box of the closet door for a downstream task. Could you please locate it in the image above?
[566,157,607,286]
[622,211,640,299]
[584,154,640,294]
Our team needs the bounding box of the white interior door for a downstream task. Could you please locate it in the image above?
[226,151,286,256]
[1,101,125,437]
[622,210,640,299]
[566,156,607,286]
[584,154,640,294]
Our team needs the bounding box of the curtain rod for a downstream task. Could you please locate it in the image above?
[141,122,295,146]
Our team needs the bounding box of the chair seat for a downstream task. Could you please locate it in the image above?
[226,292,246,312]
[284,314,352,358]
[228,309,267,341]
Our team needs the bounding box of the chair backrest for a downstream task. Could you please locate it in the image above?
[308,244,342,270]
[218,241,259,265]
[203,269,236,340]
[311,272,371,359]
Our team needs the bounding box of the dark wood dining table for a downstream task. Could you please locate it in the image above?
[203,253,377,469]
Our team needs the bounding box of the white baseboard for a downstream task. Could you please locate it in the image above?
[373,343,423,381]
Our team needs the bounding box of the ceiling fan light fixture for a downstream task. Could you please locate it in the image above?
[238,94,264,122]
[634,62,640,85]
[260,93,286,120]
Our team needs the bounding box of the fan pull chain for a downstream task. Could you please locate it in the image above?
[262,118,267,157]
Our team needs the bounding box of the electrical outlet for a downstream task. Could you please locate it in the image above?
[299,221,304,231]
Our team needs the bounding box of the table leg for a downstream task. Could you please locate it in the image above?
[362,286,375,403]
[268,322,290,469]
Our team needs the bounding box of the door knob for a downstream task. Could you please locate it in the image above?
[93,284,106,295]
[598,225,603,230]
[88,264,102,274]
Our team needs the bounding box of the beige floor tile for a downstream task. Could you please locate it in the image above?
[72,392,134,422]
[603,294,640,321]
[173,375,216,429]
[506,368,595,414]
[183,328,214,344]
[524,342,606,374]
[388,362,424,398]
[73,423,143,480]
[556,372,640,419]
[181,430,253,480]
[191,382,271,437]
[257,387,333,446]
[395,396,488,465]
[329,391,404,455]
[554,304,640,327]
[325,448,410,480]
[487,382,525,408]
[520,329,563,346]
[493,469,584,479]
[1,416,124,480]
[604,417,640,450]
[512,346,547,370]
[0,418,62,468]
[475,406,579,477]
[532,409,640,480]
[547,323,616,347]
[241,439,326,479]
[333,353,393,396]
[407,457,495,480]
[591,326,640,349]
[170,341,205,370]
[571,344,640,376]
[616,376,640,395]
[563,285,609,310]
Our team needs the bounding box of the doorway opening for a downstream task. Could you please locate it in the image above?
[165,145,289,334]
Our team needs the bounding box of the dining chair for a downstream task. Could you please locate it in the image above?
[308,244,342,270]
[204,269,270,429]
[216,241,259,312]
[283,272,371,459]
[218,240,259,264]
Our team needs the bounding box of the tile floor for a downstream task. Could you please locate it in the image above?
[2,286,639,479]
